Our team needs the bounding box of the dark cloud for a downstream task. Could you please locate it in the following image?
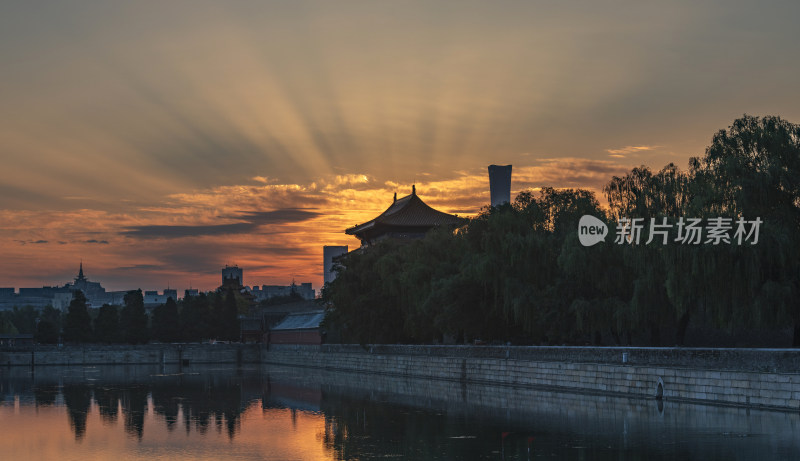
[122,222,253,239]
[99,241,314,291]
[121,208,320,239]
[110,264,165,272]
[157,244,308,272]
[111,238,310,278]
[232,209,321,224]
[85,239,109,244]
[15,239,48,245]
[249,246,309,256]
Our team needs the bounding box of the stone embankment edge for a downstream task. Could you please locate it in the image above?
[0,343,261,367]
[4,343,799,411]
[263,344,800,411]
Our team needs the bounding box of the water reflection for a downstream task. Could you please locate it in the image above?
[33,384,58,408]
[94,386,120,423]
[0,364,799,460]
[27,367,252,441]
[62,384,92,440]
[121,386,148,440]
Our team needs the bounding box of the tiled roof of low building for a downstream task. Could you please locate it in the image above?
[271,310,326,331]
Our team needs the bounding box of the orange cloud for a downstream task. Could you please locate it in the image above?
[0,159,635,292]
[605,145,662,157]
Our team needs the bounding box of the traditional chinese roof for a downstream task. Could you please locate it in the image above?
[271,311,326,331]
[345,186,465,244]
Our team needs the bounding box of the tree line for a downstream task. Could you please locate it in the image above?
[1,288,242,344]
[324,115,800,347]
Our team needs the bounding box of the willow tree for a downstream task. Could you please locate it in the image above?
[324,239,410,345]
[604,164,695,344]
[689,115,800,344]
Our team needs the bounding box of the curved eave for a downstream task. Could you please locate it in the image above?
[345,220,376,235]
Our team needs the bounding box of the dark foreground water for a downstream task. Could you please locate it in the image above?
[1,364,798,460]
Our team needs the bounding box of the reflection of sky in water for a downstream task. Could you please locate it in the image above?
[0,400,329,461]
[0,366,331,461]
[1,364,800,460]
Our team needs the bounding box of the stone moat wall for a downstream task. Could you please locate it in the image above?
[0,343,261,367]
[3,343,800,410]
[263,344,800,411]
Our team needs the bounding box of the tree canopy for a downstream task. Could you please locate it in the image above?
[325,115,800,347]
[121,290,149,344]
[64,291,93,343]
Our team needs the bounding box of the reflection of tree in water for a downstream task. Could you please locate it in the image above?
[121,386,149,440]
[320,394,489,461]
[34,385,60,409]
[150,384,180,431]
[62,385,92,441]
[178,376,245,440]
[94,386,121,424]
[23,368,254,441]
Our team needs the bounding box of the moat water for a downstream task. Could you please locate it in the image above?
[1,364,798,460]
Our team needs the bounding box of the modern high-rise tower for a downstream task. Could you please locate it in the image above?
[488,164,512,206]
[323,246,348,284]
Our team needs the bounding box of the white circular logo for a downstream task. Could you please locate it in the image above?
[578,215,608,247]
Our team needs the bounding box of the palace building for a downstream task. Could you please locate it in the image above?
[346,185,465,247]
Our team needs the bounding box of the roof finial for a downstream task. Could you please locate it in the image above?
[393,192,397,203]
[412,184,416,195]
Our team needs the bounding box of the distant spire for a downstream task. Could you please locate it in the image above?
[76,261,87,282]
[412,184,416,195]
[393,192,397,203]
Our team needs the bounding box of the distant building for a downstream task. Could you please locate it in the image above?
[346,185,464,246]
[184,288,200,298]
[52,292,73,311]
[323,246,348,284]
[0,263,126,311]
[9,286,68,309]
[143,289,180,308]
[69,263,105,298]
[488,164,512,207]
[250,282,315,301]
[222,265,243,287]
[0,264,193,312]
[63,263,128,308]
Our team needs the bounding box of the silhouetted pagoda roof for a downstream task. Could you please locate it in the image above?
[346,186,464,244]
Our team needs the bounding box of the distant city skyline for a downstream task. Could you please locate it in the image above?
[2,1,799,291]
[0,262,318,312]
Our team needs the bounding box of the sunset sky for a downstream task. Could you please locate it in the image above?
[2,1,799,292]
